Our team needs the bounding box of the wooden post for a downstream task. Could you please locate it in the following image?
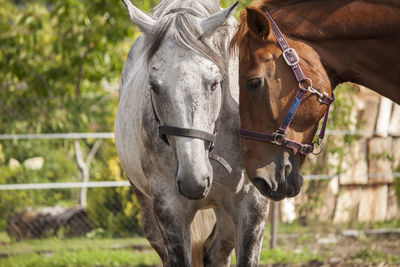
[270,201,279,249]
[74,139,103,208]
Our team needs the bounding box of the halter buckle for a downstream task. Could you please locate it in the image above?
[317,92,330,104]
[299,145,313,155]
[272,132,285,145]
[283,48,300,67]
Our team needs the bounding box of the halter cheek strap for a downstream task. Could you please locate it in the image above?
[239,10,334,155]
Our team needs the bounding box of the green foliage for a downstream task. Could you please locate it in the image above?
[351,249,400,264]
[87,187,142,238]
[299,83,357,223]
[0,0,141,236]
[0,0,132,134]
[0,0,257,240]
[0,140,78,229]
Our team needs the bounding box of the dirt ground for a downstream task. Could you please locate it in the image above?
[264,230,400,266]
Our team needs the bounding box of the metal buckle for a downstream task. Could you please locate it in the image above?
[299,145,312,155]
[272,132,285,145]
[312,138,323,155]
[299,78,312,91]
[317,92,330,104]
[283,48,300,67]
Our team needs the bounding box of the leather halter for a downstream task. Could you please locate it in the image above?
[239,10,334,155]
[150,91,217,151]
[150,92,233,173]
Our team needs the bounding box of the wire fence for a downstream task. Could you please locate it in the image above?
[0,131,399,251]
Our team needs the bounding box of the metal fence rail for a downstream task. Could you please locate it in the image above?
[0,132,114,140]
[1,172,400,191]
[0,181,130,190]
[0,129,386,140]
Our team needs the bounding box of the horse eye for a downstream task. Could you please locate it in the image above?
[247,77,262,92]
[211,81,220,91]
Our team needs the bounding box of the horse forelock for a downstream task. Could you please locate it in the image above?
[145,0,230,76]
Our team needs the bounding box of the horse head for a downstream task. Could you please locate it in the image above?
[231,6,333,200]
[122,0,237,200]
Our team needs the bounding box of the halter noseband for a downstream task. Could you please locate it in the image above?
[239,10,334,155]
[150,92,234,173]
[150,91,217,151]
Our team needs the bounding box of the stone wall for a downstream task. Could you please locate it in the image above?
[280,86,400,223]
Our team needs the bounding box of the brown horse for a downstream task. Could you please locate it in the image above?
[230,0,400,200]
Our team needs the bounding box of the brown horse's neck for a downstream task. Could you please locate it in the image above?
[270,0,400,103]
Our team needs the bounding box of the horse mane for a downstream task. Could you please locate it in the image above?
[146,0,231,75]
[230,0,400,57]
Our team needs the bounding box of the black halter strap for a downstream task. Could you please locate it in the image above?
[150,91,232,173]
[159,126,216,144]
[150,91,217,149]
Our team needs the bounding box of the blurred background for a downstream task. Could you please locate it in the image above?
[1,0,399,266]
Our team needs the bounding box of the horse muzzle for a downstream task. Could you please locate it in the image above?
[176,172,212,200]
[251,159,303,201]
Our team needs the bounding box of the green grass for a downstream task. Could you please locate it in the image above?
[0,232,10,243]
[0,249,159,267]
[274,220,310,234]
[0,236,150,255]
[1,219,399,267]
[259,248,322,265]
[351,249,400,264]
[0,235,159,267]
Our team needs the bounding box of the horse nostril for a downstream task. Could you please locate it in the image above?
[285,163,292,175]
[206,176,210,188]
[254,175,277,192]
[177,180,182,193]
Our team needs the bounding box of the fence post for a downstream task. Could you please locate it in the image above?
[270,201,279,249]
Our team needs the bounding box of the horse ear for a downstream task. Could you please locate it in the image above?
[198,2,238,37]
[246,7,271,40]
[121,0,155,34]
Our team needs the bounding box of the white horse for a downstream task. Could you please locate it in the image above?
[114,0,270,266]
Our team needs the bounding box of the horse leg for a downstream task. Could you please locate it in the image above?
[131,185,168,264]
[203,208,235,267]
[153,193,195,267]
[229,188,270,267]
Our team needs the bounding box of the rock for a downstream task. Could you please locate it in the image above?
[389,104,400,136]
[9,158,21,169]
[333,187,362,223]
[341,229,360,238]
[317,234,338,245]
[7,206,92,240]
[364,228,400,235]
[328,176,339,195]
[329,257,343,264]
[339,139,368,185]
[386,185,398,220]
[316,176,338,221]
[392,138,400,170]
[353,87,380,137]
[368,138,393,184]
[375,96,393,137]
[23,157,44,170]
[358,185,388,222]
